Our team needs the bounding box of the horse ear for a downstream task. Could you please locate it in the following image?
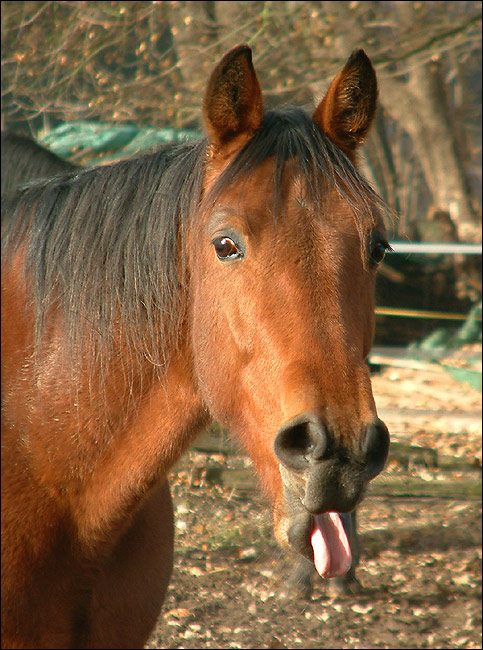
[313,50,378,157]
[203,45,263,153]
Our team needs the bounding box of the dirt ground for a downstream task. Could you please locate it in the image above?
[146,348,482,650]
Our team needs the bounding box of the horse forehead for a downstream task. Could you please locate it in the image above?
[211,180,363,240]
[205,155,380,242]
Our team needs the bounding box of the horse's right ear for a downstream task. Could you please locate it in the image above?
[203,45,263,155]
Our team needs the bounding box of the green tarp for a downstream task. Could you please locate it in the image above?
[39,121,201,164]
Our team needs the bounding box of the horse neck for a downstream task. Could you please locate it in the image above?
[66,342,210,548]
[3,268,208,550]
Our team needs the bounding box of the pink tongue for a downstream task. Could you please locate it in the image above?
[311,512,352,578]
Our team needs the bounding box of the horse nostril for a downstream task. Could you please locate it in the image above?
[274,414,329,471]
[362,418,390,478]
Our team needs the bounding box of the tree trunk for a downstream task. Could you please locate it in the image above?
[379,61,479,242]
[319,0,480,242]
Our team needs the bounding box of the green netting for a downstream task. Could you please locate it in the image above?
[440,365,482,390]
[39,121,201,164]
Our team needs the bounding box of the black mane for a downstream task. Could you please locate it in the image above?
[208,107,384,221]
[2,108,388,368]
[1,131,79,196]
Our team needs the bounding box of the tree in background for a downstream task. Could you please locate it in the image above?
[1,0,481,245]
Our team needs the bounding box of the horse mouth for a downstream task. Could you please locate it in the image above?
[278,501,353,578]
[274,416,388,576]
[310,512,352,578]
[277,468,354,578]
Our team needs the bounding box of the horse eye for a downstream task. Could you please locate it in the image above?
[370,241,388,265]
[213,236,243,261]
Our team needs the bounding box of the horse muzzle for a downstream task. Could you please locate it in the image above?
[273,413,389,577]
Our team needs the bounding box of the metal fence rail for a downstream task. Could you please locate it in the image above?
[389,242,482,255]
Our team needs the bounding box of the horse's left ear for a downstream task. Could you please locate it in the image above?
[313,50,378,158]
[203,44,263,154]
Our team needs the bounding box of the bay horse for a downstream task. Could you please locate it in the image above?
[1,130,79,196]
[2,128,364,602]
[1,45,391,648]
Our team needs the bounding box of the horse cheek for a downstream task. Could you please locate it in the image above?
[190,275,241,421]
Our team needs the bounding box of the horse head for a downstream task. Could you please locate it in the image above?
[190,45,390,578]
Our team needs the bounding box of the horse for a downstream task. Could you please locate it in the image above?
[1,130,79,196]
[3,129,366,602]
[4,127,368,600]
[1,45,391,648]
